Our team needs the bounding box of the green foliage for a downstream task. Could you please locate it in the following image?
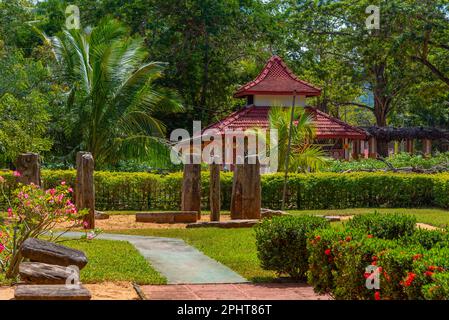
[254,215,330,279]
[1,171,448,211]
[347,212,417,240]
[326,152,449,172]
[269,107,330,172]
[37,18,183,167]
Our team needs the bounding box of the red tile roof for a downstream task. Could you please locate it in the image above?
[204,106,367,140]
[234,56,321,98]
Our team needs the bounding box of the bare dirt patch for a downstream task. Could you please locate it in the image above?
[0,287,14,300]
[85,281,140,300]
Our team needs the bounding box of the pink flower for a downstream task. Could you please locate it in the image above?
[83,221,89,229]
[13,171,21,177]
[61,181,66,185]
[87,233,95,240]
[0,243,5,253]
[7,208,13,217]
[68,187,73,193]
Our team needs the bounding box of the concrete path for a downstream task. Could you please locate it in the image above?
[140,283,331,300]
[61,232,247,285]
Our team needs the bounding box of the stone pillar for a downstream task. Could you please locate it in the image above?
[368,137,377,159]
[15,153,41,186]
[423,139,432,157]
[344,138,350,161]
[406,139,415,154]
[76,152,95,229]
[209,163,221,222]
[352,140,361,160]
[182,163,202,219]
[230,158,261,220]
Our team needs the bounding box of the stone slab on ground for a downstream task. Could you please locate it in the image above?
[136,211,198,223]
[21,238,88,269]
[14,284,91,300]
[186,219,259,229]
[19,262,73,285]
[140,283,331,300]
[60,232,248,285]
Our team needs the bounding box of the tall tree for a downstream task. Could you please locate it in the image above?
[37,18,183,167]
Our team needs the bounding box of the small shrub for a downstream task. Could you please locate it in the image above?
[255,215,330,279]
[400,228,449,250]
[422,272,449,300]
[347,212,416,240]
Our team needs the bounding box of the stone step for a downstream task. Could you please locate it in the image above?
[19,262,74,285]
[14,284,91,300]
[21,238,88,269]
[186,219,259,229]
[136,211,198,223]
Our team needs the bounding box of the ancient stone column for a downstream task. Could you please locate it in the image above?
[423,139,432,157]
[368,137,377,159]
[406,139,415,154]
[15,153,41,186]
[230,158,261,220]
[75,152,95,229]
[209,164,221,222]
[181,164,202,219]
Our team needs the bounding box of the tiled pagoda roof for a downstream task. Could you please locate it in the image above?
[204,106,367,140]
[234,56,321,98]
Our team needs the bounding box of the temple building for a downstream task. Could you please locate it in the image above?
[205,55,368,161]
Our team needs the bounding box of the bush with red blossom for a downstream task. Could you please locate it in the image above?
[0,176,86,278]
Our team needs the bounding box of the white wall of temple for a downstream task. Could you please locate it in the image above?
[253,95,306,107]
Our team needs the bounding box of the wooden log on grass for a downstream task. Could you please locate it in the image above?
[21,238,88,269]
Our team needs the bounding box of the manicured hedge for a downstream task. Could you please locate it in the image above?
[0,170,448,211]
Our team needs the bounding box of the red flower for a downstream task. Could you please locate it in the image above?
[428,266,436,272]
[372,256,378,261]
[324,249,331,256]
[0,243,5,254]
[371,261,377,266]
[364,272,371,279]
[315,235,321,241]
[345,236,351,242]
[374,291,381,300]
[413,254,423,261]
[424,271,434,277]
[404,272,416,287]
[367,234,374,239]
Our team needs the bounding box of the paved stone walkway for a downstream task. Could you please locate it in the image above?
[61,232,247,284]
[140,283,330,300]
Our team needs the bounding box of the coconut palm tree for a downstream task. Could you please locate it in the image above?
[36,19,183,167]
[269,107,330,172]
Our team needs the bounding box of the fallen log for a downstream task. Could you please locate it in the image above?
[14,284,91,300]
[21,238,88,269]
[19,262,74,285]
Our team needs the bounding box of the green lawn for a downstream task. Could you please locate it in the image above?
[110,228,278,282]
[56,239,166,284]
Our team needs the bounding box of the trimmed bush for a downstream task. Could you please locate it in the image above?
[254,215,330,279]
[1,170,448,211]
[347,212,417,240]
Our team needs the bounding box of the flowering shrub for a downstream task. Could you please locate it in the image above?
[0,176,86,278]
[255,215,330,279]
